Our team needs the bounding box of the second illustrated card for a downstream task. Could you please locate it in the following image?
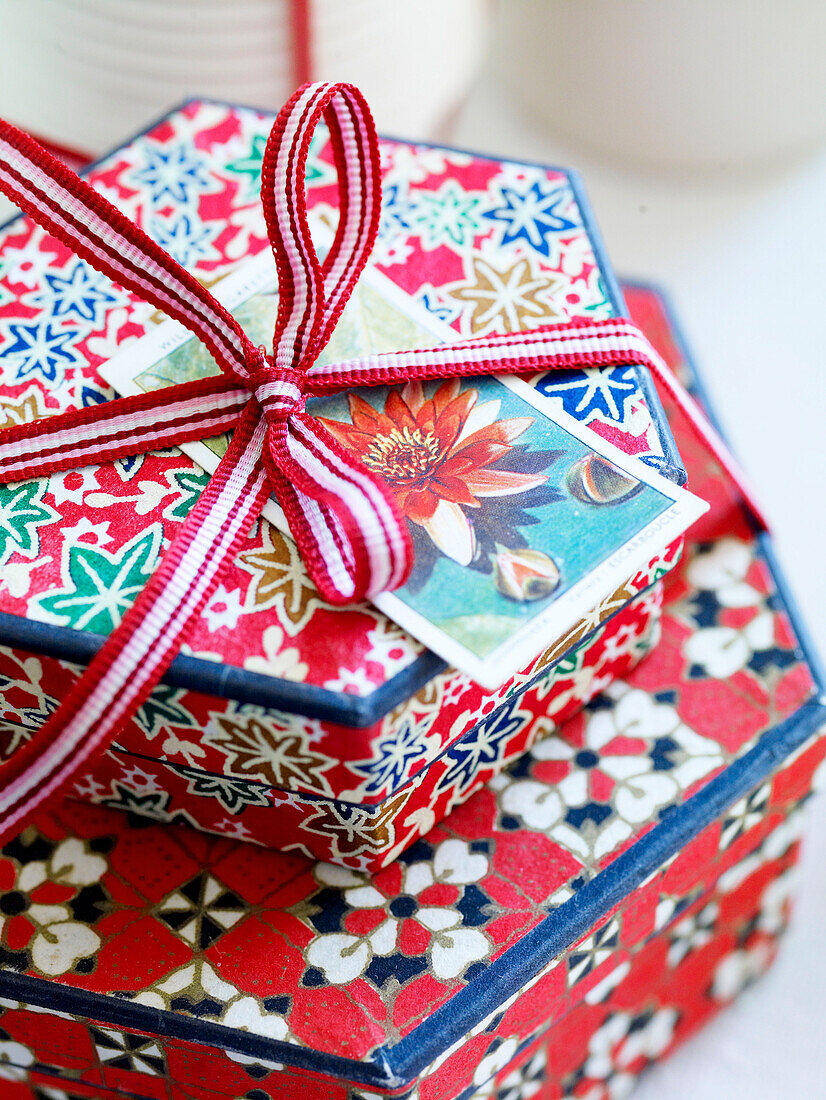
[101,248,706,688]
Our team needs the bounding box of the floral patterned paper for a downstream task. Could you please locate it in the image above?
[0,99,670,693]
[0,285,821,1100]
[0,102,682,862]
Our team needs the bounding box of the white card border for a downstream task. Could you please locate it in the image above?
[101,250,706,690]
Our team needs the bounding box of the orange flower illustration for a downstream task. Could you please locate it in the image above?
[319,380,547,565]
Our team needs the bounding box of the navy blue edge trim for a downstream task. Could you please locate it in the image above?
[1,699,822,1090]
[623,280,826,692]
[0,101,682,728]
[103,571,663,809]
[1,289,824,1089]
[564,175,685,487]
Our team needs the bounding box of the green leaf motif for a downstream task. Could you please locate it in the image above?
[0,480,57,566]
[224,134,267,199]
[165,468,210,522]
[37,526,164,634]
[225,130,331,200]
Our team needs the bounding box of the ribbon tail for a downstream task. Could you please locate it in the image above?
[265,413,413,604]
[306,318,768,533]
[0,376,248,482]
[637,346,769,533]
[0,405,269,843]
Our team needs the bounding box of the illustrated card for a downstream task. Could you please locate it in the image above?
[101,248,707,688]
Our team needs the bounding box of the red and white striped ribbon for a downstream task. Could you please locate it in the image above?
[0,81,765,838]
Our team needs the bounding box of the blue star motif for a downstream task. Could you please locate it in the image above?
[130,141,212,207]
[379,182,414,243]
[417,288,458,325]
[149,212,219,268]
[535,365,639,423]
[353,718,433,796]
[33,261,121,326]
[440,698,527,793]
[2,321,80,383]
[484,180,579,258]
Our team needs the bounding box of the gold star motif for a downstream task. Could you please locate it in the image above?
[444,253,567,335]
[204,713,332,793]
[0,388,48,429]
[238,521,321,637]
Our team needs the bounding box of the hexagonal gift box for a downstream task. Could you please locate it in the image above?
[0,283,821,1099]
[0,101,689,868]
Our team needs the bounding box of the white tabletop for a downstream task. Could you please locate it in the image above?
[452,75,826,1100]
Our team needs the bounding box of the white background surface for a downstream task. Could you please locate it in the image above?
[452,63,826,1100]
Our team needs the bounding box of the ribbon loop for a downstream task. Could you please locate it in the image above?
[261,82,381,375]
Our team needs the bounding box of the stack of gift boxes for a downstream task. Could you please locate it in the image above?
[0,98,823,1100]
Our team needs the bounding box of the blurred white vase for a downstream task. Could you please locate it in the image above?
[499,0,826,171]
[0,0,490,155]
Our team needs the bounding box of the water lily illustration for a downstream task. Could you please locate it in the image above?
[319,379,555,569]
[494,545,560,601]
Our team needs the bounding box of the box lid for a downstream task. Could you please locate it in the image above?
[0,283,821,1095]
[0,99,685,726]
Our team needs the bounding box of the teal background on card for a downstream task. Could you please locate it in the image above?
[308,377,670,658]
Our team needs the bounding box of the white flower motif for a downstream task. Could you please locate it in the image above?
[0,1037,34,1081]
[495,683,723,862]
[2,838,107,977]
[60,517,113,547]
[441,669,474,709]
[584,960,631,1005]
[71,775,107,801]
[584,1008,678,1093]
[712,941,774,1001]
[119,764,165,795]
[472,1036,519,1087]
[49,466,100,506]
[365,619,420,677]
[85,305,152,360]
[598,620,647,669]
[617,1008,678,1067]
[0,554,51,599]
[160,730,206,766]
[761,807,807,859]
[667,901,719,968]
[323,666,376,696]
[684,611,775,679]
[381,143,470,186]
[214,818,255,843]
[85,478,174,516]
[223,203,268,262]
[686,538,761,607]
[0,238,58,288]
[223,996,290,1071]
[243,625,309,681]
[497,770,569,833]
[305,839,491,984]
[203,586,245,632]
[757,867,798,935]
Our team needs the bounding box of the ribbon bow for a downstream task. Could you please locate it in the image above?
[0,82,763,838]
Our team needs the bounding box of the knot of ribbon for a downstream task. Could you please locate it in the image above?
[0,81,764,838]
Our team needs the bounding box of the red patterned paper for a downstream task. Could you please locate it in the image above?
[0,285,820,1099]
[0,102,682,861]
